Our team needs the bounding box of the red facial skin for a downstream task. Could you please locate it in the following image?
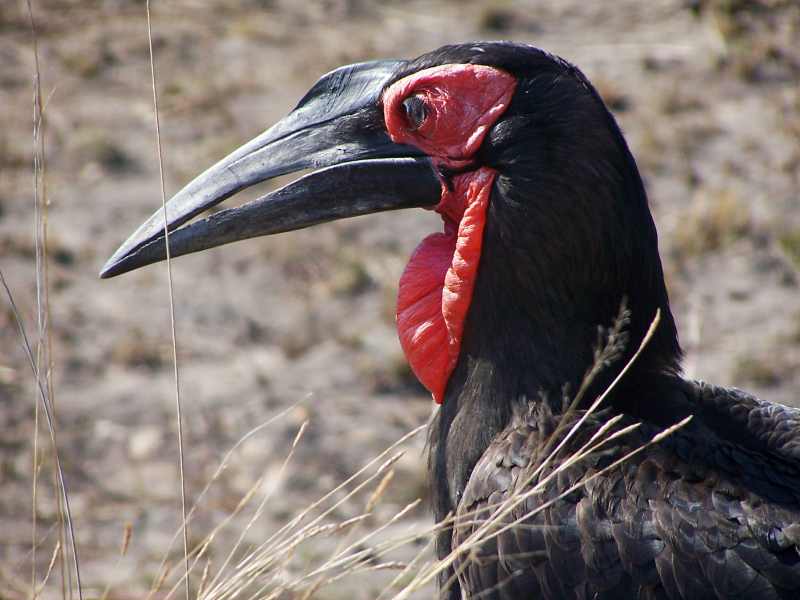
[384,64,516,403]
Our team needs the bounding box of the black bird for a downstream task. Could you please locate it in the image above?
[102,43,800,599]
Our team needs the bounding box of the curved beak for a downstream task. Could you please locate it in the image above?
[100,59,441,279]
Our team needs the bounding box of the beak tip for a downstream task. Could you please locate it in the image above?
[99,247,141,279]
[100,231,172,279]
[99,257,122,279]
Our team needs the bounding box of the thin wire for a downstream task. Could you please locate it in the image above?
[145,2,190,598]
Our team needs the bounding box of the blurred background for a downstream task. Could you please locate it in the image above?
[1,0,798,597]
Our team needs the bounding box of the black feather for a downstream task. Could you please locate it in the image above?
[384,42,800,599]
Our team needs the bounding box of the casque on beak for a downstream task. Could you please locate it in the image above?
[100,59,441,279]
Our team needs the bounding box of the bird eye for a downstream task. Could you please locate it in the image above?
[401,95,428,131]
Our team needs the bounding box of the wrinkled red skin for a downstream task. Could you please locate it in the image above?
[384,65,516,403]
[384,64,516,163]
[396,170,495,402]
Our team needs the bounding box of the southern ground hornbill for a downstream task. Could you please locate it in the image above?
[102,43,800,599]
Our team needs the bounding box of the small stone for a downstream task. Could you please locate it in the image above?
[129,427,162,459]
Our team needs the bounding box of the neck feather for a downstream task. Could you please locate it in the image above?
[428,175,682,524]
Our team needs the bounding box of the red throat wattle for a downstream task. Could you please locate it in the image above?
[383,64,516,403]
[396,169,496,403]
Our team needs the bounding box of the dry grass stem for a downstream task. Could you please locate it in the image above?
[153,423,432,600]
[38,541,62,596]
[144,2,190,598]
[25,0,66,597]
[263,425,426,545]
[0,270,82,600]
[389,309,686,598]
[139,407,301,599]
[197,420,310,600]
[146,403,303,596]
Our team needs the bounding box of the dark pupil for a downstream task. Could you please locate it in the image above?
[402,95,428,130]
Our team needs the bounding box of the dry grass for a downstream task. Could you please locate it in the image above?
[779,229,800,271]
[70,129,139,175]
[734,354,785,388]
[59,407,434,599]
[695,0,800,82]
[6,1,794,597]
[671,187,752,261]
[59,308,683,600]
[144,1,191,596]
[6,26,688,590]
[16,1,82,597]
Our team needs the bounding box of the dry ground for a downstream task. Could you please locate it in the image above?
[1,0,798,598]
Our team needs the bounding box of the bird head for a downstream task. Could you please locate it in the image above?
[102,42,680,405]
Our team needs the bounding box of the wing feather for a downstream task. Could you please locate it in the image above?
[448,383,800,599]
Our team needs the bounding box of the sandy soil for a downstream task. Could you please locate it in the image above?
[1,0,798,598]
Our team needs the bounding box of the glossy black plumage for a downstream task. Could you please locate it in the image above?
[102,41,800,600]
[413,43,800,600]
[444,380,800,599]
